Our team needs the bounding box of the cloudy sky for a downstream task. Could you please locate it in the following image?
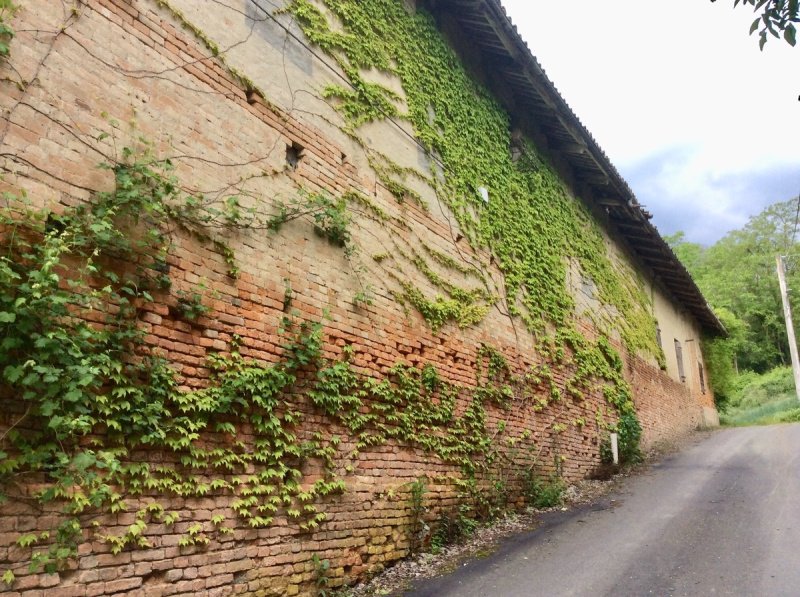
[502,0,799,245]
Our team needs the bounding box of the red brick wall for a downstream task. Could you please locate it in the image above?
[0,1,714,594]
[629,357,705,447]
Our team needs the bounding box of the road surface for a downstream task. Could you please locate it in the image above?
[407,424,800,597]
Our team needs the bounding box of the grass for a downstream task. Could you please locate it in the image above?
[721,396,800,426]
[720,366,800,426]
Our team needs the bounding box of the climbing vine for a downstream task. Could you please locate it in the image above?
[0,145,376,573]
[0,146,579,578]
[284,0,658,459]
[284,0,661,357]
[0,0,669,584]
[0,0,17,60]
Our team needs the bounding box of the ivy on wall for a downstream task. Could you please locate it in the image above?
[283,0,654,467]
[0,0,18,59]
[284,0,662,361]
[0,149,584,578]
[0,0,666,584]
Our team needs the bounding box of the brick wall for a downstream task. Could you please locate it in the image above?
[629,356,704,447]
[0,1,715,594]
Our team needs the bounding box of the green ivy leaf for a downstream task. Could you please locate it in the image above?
[785,23,796,46]
[1,569,14,586]
[16,534,38,548]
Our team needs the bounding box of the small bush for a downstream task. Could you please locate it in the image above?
[720,367,800,426]
[429,504,477,554]
[408,478,427,555]
[599,411,642,466]
[456,504,479,537]
[430,514,455,554]
[524,473,565,508]
[727,367,794,410]
[616,411,642,464]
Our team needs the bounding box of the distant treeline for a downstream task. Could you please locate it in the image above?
[667,197,800,406]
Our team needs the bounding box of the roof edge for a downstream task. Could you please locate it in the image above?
[426,0,726,336]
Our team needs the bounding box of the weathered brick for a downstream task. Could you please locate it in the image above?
[165,569,183,583]
[0,1,716,596]
[104,577,143,593]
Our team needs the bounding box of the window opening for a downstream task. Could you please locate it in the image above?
[698,362,706,394]
[674,339,685,383]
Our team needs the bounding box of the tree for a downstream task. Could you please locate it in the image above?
[712,0,799,49]
[702,307,748,407]
[664,231,705,275]
[667,198,800,373]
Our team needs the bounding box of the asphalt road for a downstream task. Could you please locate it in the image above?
[407,424,800,597]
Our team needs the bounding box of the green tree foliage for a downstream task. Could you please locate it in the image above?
[667,198,800,378]
[712,0,799,48]
[702,307,747,407]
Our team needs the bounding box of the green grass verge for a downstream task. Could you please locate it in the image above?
[721,397,800,426]
[719,366,800,426]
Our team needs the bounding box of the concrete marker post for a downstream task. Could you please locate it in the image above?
[611,432,619,465]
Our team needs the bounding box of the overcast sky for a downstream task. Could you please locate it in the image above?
[501,0,799,246]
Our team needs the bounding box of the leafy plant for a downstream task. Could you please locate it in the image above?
[285,0,648,468]
[312,553,331,596]
[456,504,479,537]
[408,477,427,555]
[429,510,467,554]
[1,569,14,586]
[353,285,374,308]
[0,149,356,572]
[175,288,210,321]
[524,472,565,508]
[286,0,662,359]
[716,0,799,48]
[267,191,353,253]
[599,410,642,466]
[1,154,564,573]
[0,0,18,59]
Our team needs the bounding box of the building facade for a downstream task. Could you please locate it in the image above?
[0,0,722,594]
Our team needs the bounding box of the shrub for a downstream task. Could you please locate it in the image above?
[524,472,565,508]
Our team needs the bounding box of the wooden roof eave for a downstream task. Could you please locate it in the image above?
[423,0,726,336]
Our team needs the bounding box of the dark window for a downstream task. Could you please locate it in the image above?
[674,339,685,383]
[698,363,706,393]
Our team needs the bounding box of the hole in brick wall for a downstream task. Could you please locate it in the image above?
[286,141,304,170]
[143,570,167,585]
[152,258,170,274]
[45,213,67,236]
[340,151,347,163]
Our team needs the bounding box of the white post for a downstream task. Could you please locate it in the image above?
[610,432,619,465]
[776,255,800,403]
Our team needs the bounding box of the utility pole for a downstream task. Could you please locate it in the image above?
[776,255,800,403]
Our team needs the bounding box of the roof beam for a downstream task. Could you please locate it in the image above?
[549,140,588,155]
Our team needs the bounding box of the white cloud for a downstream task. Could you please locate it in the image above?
[501,0,799,243]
